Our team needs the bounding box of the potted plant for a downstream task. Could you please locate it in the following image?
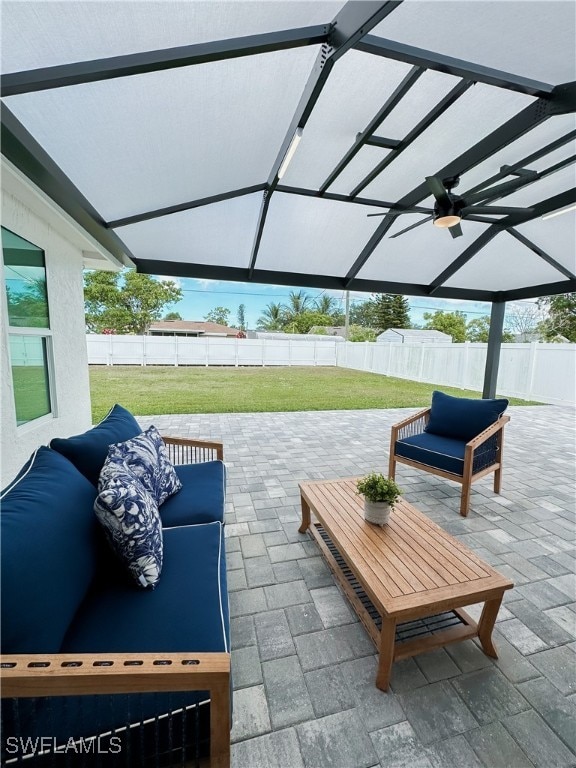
[356,473,402,526]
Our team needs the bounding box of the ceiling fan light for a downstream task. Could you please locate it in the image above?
[433,213,462,228]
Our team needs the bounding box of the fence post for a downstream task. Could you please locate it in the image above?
[108,334,113,366]
[235,338,239,367]
[418,344,425,381]
[142,335,146,367]
[527,342,538,400]
[363,342,369,370]
[314,341,318,367]
[205,338,209,367]
[175,336,179,367]
[289,340,292,367]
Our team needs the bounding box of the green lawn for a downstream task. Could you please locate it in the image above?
[89,365,538,422]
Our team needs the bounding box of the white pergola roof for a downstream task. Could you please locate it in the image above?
[1,0,575,303]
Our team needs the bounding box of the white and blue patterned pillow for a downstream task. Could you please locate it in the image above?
[108,426,182,507]
[94,458,163,588]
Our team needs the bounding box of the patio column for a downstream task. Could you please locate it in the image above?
[482,300,506,399]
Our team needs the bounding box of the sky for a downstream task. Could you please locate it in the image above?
[160,276,539,330]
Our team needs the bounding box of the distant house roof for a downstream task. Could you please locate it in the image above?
[250,331,344,341]
[148,320,239,336]
[377,328,452,342]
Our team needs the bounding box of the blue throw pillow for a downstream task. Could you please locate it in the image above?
[108,426,182,507]
[1,447,99,653]
[425,390,509,443]
[94,458,163,588]
[51,404,141,486]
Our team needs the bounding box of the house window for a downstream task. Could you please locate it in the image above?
[2,227,54,426]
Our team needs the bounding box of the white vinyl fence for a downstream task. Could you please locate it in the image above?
[86,335,576,406]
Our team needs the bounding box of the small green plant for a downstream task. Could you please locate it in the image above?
[356,473,402,505]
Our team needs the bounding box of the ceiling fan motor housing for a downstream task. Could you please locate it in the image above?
[433,192,465,222]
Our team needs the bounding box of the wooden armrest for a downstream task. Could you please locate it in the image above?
[391,408,431,431]
[162,436,224,462]
[466,415,510,449]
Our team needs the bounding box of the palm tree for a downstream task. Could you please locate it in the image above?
[286,290,312,316]
[256,302,285,331]
[314,294,337,315]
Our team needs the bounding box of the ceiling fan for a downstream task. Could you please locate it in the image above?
[367,174,535,239]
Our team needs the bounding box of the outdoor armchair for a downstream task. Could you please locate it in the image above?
[389,391,510,517]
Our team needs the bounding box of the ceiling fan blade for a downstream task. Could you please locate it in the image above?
[462,205,534,216]
[367,208,432,218]
[449,223,463,239]
[426,176,451,208]
[464,176,536,205]
[389,215,434,238]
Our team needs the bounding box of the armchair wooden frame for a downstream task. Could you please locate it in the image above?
[1,652,230,768]
[163,436,224,464]
[388,408,510,517]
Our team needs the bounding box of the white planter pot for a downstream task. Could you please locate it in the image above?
[364,500,391,526]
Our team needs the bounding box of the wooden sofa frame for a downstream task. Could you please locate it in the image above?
[1,437,230,768]
[389,408,510,517]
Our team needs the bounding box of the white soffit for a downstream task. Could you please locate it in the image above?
[372,1,576,84]
[496,165,576,207]
[444,231,565,292]
[362,85,535,201]
[114,193,263,268]
[256,193,381,276]
[5,47,319,222]
[357,218,489,284]
[281,51,414,190]
[516,214,576,275]
[460,115,576,194]
[1,1,344,72]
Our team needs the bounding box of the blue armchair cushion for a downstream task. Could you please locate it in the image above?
[51,404,141,486]
[108,425,182,506]
[161,460,226,527]
[94,458,163,588]
[0,447,99,654]
[425,390,508,443]
[395,433,467,476]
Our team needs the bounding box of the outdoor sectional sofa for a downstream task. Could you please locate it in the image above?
[1,405,230,767]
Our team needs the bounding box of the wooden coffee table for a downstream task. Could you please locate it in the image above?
[299,478,513,691]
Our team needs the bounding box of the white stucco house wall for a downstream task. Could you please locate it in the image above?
[0,160,126,486]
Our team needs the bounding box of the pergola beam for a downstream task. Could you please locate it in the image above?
[0,26,331,96]
[483,302,506,398]
[507,229,576,281]
[355,35,554,97]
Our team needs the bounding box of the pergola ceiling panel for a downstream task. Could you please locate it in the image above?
[516,215,576,275]
[362,85,535,201]
[281,51,415,190]
[497,165,575,207]
[459,115,576,195]
[444,232,566,292]
[357,218,489,283]
[329,146,391,197]
[372,1,576,84]
[5,48,319,221]
[257,193,381,276]
[113,193,263,268]
[1,0,343,72]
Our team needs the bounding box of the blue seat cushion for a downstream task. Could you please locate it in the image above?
[425,390,508,443]
[0,447,99,654]
[395,433,467,476]
[160,461,226,527]
[50,404,141,486]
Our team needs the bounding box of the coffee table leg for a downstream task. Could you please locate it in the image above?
[299,497,311,534]
[376,617,396,691]
[477,594,503,658]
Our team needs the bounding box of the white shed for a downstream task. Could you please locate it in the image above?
[377,329,453,343]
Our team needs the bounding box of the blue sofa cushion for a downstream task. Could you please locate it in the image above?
[108,425,182,506]
[50,404,141,486]
[395,433,467,476]
[0,447,98,654]
[425,390,508,443]
[161,461,226,527]
[95,457,163,588]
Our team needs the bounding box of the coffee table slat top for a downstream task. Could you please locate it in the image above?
[300,478,513,617]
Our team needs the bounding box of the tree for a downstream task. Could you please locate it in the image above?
[506,302,547,339]
[237,303,247,331]
[286,290,312,317]
[537,293,576,341]
[163,311,182,321]
[84,270,182,334]
[349,300,375,328]
[466,315,514,343]
[284,311,333,334]
[348,325,377,342]
[6,278,49,327]
[204,306,231,326]
[314,295,337,316]
[365,293,410,332]
[256,302,285,331]
[423,310,467,342]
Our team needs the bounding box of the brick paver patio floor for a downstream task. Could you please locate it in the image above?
[139,405,576,768]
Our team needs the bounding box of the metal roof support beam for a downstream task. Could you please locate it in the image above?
[277,184,430,212]
[0,105,134,264]
[248,0,403,278]
[507,229,576,281]
[355,35,554,97]
[350,78,473,197]
[319,64,423,193]
[108,184,267,228]
[428,228,500,294]
[482,301,506,399]
[0,26,331,96]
